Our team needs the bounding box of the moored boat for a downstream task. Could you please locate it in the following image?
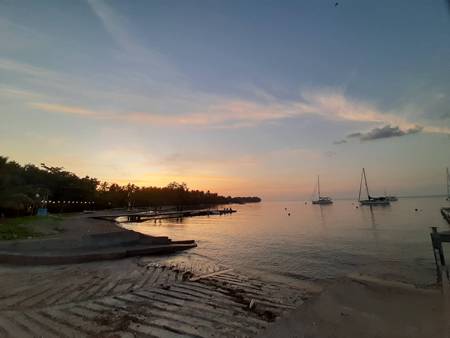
[312,176,333,205]
[358,168,390,206]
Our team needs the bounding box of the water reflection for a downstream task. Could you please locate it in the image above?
[123,197,449,285]
[165,217,185,224]
[366,205,380,247]
[318,205,327,229]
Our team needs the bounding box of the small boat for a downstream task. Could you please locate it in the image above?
[312,176,333,205]
[358,168,390,206]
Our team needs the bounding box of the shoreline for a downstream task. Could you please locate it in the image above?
[0,213,447,337]
[0,211,197,265]
[262,275,448,338]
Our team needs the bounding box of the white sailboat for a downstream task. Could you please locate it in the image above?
[358,168,390,206]
[312,176,333,205]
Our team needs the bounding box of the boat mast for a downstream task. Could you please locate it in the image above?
[363,168,371,200]
[317,175,321,199]
[447,167,450,199]
[358,169,363,201]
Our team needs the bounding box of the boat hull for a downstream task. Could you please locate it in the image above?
[312,200,333,205]
[386,196,398,201]
[359,199,390,206]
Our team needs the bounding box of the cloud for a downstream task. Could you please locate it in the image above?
[0,85,43,99]
[31,103,104,117]
[0,58,58,78]
[347,124,423,141]
[3,0,450,134]
[333,139,347,145]
[347,132,362,138]
[86,0,181,81]
[27,88,450,134]
[2,1,449,134]
[25,93,373,128]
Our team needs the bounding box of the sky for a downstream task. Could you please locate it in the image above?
[1,0,450,200]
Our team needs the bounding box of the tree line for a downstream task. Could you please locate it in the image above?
[0,156,261,216]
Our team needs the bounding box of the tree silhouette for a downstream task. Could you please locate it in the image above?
[0,156,261,216]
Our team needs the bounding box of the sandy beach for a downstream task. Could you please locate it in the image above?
[263,275,448,338]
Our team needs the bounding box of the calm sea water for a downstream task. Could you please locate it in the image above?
[123,197,450,285]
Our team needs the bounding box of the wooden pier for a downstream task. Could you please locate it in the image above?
[93,208,237,223]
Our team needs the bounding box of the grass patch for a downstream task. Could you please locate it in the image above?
[0,215,63,240]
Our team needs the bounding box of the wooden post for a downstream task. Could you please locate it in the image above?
[431,227,443,283]
[431,227,450,285]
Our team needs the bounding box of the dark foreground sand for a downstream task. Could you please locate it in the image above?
[263,274,449,338]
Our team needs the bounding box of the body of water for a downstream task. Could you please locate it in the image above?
[123,197,450,285]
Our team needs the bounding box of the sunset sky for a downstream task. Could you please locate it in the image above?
[1,0,449,200]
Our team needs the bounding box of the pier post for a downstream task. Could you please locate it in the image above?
[431,227,449,284]
[431,227,443,283]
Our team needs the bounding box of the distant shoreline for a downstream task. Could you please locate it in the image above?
[262,194,450,202]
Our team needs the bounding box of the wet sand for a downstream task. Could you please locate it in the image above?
[0,254,309,337]
[263,274,448,338]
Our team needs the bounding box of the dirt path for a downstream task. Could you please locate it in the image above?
[55,214,126,239]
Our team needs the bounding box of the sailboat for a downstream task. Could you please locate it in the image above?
[312,176,333,205]
[358,168,390,206]
[446,167,450,201]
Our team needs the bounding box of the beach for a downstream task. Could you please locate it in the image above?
[263,275,448,338]
[0,210,448,337]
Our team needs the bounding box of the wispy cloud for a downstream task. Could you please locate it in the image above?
[0,85,43,99]
[86,0,181,81]
[31,103,103,117]
[0,58,58,78]
[27,88,450,133]
[2,0,449,135]
[347,124,423,141]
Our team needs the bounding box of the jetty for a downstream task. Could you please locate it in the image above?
[430,227,450,286]
[93,208,237,223]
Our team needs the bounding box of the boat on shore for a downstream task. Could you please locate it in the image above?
[312,175,333,205]
[358,168,390,206]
